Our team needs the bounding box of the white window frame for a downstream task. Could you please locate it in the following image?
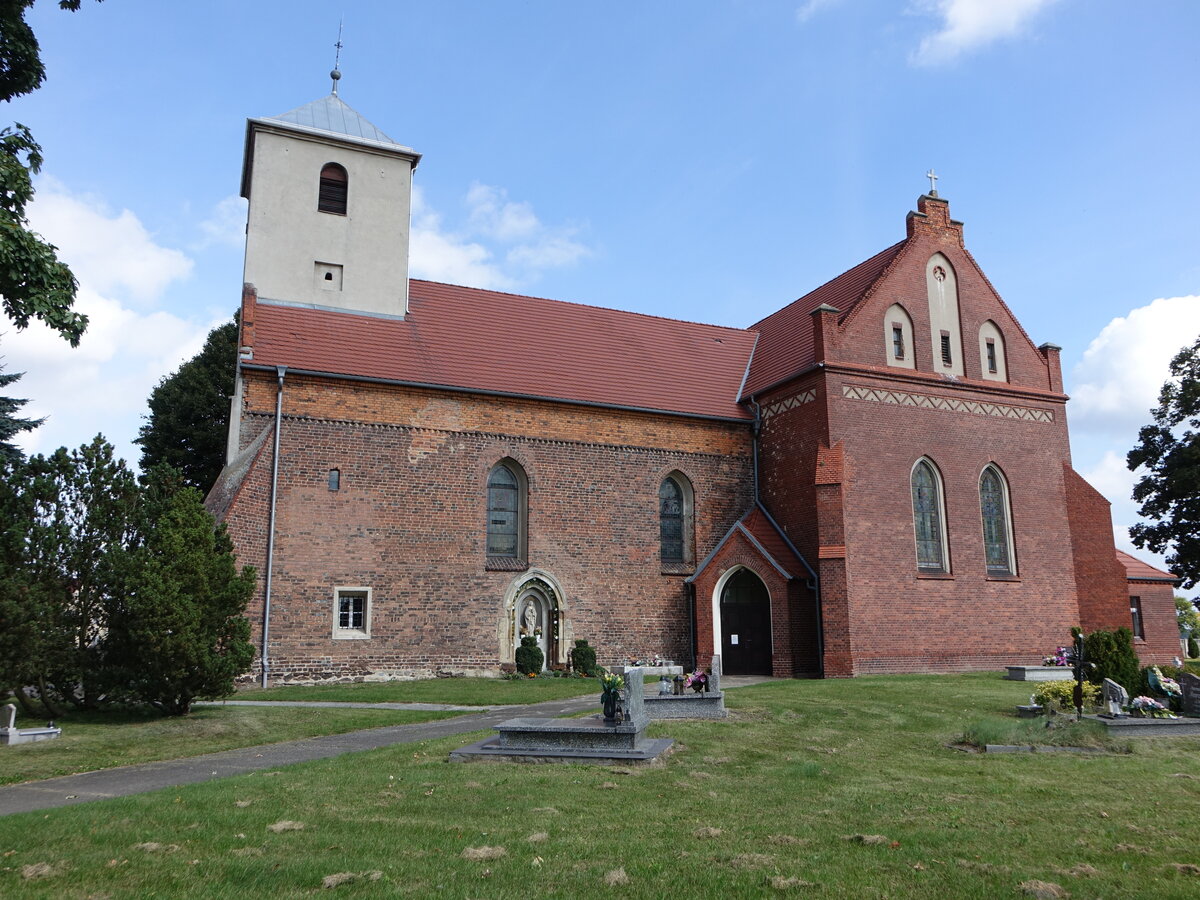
[333,586,372,640]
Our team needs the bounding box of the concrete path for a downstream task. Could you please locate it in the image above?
[195,699,516,712]
[0,677,780,817]
[0,695,595,818]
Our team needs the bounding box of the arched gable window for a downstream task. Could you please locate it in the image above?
[884,303,916,370]
[979,465,1015,576]
[978,320,1007,382]
[926,254,963,376]
[318,163,348,215]
[486,461,527,560]
[911,458,949,574]
[659,472,694,567]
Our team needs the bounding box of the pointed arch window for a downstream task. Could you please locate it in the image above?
[911,458,949,574]
[658,472,695,570]
[487,461,527,562]
[979,465,1015,576]
[318,163,348,215]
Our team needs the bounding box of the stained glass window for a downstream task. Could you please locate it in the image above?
[979,466,1013,576]
[912,460,947,574]
[660,477,684,563]
[487,464,520,557]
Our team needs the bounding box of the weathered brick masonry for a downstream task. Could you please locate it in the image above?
[216,87,1172,683]
[225,370,753,679]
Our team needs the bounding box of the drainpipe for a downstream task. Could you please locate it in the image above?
[261,365,286,688]
[686,581,697,673]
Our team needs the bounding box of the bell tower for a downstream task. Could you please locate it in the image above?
[240,85,420,318]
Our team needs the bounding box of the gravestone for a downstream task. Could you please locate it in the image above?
[1102,678,1129,716]
[708,654,722,693]
[1181,673,1200,718]
[621,666,649,729]
[0,702,62,745]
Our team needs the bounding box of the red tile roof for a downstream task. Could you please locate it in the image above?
[741,241,906,398]
[249,280,756,421]
[1115,549,1178,583]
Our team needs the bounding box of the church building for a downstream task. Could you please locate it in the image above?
[209,90,1180,682]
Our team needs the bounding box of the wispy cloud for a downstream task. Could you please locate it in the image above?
[7,182,217,465]
[910,0,1061,66]
[410,183,590,290]
[195,195,248,250]
[795,0,842,25]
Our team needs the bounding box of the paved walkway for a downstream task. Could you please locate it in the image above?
[0,677,778,817]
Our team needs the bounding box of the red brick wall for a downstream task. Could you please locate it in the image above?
[1128,581,1183,666]
[222,376,753,681]
[1063,466,1130,636]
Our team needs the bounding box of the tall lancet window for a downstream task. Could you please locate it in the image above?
[659,478,684,563]
[318,163,348,215]
[486,461,527,561]
[911,458,949,574]
[979,465,1015,576]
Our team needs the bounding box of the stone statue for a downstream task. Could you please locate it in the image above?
[522,601,537,635]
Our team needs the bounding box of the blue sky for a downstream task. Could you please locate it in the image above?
[4,0,1198,567]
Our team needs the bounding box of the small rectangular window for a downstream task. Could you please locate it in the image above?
[1130,595,1144,639]
[891,324,905,360]
[328,468,340,491]
[940,331,952,367]
[985,339,998,373]
[333,587,371,639]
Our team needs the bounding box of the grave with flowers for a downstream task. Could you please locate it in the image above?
[643,655,727,720]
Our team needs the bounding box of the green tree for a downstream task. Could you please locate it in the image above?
[1082,627,1141,698]
[1128,336,1200,588]
[136,318,237,492]
[0,435,137,713]
[106,481,255,715]
[0,0,99,347]
[1177,595,1200,638]
[0,358,41,462]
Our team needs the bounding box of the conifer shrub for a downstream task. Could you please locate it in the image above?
[515,636,543,675]
[1082,627,1141,697]
[1188,637,1199,659]
[570,638,598,676]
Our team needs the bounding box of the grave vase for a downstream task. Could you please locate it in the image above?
[602,692,618,723]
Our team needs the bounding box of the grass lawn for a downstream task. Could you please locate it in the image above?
[0,705,465,786]
[2,673,1199,898]
[242,675,605,705]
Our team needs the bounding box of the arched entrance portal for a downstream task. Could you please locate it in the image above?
[720,568,772,675]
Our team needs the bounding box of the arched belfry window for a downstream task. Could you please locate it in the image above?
[487,461,527,561]
[979,465,1015,576]
[911,458,949,575]
[318,163,348,215]
[659,473,694,567]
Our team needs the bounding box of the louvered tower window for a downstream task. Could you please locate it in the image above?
[318,163,348,215]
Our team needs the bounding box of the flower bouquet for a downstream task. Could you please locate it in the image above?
[1042,646,1070,667]
[684,669,708,693]
[1128,696,1177,719]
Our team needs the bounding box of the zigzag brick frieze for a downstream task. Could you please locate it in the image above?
[762,389,816,420]
[842,385,1053,423]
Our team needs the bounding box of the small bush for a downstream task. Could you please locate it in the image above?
[570,638,598,676]
[1031,679,1100,711]
[1188,637,1199,659]
[1082,627,1140,696]
[515,636,544,675]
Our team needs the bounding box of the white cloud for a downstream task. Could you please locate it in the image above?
[796,0,841,24]
[410,183,590,291]
[910,0,1060,66]
[1070,296,1200,438]
[196,195,248,250]
[27,178,193,305]
[4,184,216,468]
[1069,295,1200,572]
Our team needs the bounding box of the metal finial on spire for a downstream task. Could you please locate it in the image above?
[926,169,939,197]
[330,18,344,95]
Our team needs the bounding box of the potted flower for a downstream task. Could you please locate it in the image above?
[1128,696,1177,719]
[684,669,708,693]
[599,672,624,722]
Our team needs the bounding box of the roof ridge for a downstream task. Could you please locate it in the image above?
[749,239,906,330]
[410,278,753,335]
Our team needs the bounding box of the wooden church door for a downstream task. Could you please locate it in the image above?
[720,568,771,675]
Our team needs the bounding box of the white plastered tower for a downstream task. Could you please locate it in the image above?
[240,89,420,317]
